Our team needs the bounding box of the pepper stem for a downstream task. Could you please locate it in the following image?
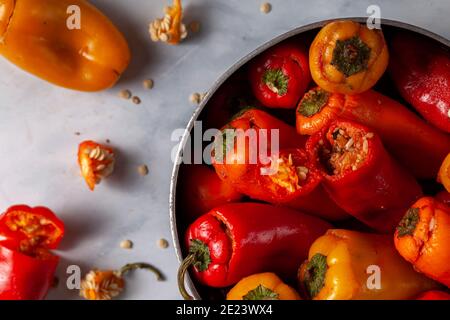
[396,208,420,237]
[298,88,330,117]
[303,253,328,299]
[263,69,288,96]
[331,36,371,77]
[118,262,165,281]
[177,254,195,300]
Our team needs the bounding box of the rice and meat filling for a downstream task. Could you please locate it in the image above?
[322,126,374,175]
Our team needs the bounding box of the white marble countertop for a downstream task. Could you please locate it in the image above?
[0,0,448,300]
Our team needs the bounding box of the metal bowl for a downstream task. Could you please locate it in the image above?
[169,18,450,300]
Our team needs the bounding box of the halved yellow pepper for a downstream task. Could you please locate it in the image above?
[298,229,438,300]
[0,0,130,91]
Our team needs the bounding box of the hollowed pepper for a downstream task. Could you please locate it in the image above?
[0,0,131,91]
[212,108,348,221]
[296,88,450,179]
[0,205,65,300]
[394,197,450,288]
[177,202,331,299]
[309,20,388,94]
[307,120,422,233]
[227,272,301,300]
[298,229,438,300]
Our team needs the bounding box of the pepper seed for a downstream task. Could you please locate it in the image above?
[132,96,141,105]
[138,164,149,176]
[158,238,169,249]
[143,79,154,90]
[189,92,201,105]
[119,89,132,100]
[120,239,133,249]
[260,2,272,14]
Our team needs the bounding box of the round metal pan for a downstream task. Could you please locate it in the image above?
[169,17,450,300]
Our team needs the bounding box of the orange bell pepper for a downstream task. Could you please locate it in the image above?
[438,153,450,192]
[78,141,115,191]
[394,197,450,288]
[298,229,438,300]
[0,0,130,91]
[227,272,301,300]
[296,87,344,135]
[309,20,388,94]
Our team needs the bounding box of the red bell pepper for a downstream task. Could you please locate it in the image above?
[307,120,422,233]
[212,108,348,221]
[390,32,450,133]
[0,205,64,300]
[178,202,331,297]
[249,42,310,109]
[177,165,243,222]
[416,290,450,300]
[296,88,450,179]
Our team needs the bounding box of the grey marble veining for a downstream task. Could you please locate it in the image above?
[0,0,447,300]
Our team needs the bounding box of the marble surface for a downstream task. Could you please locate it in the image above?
[0,0,448,300]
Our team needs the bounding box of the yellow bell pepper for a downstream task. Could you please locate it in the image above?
[227,272,301,300]
[298,229,438,300]
[0,0,130,91]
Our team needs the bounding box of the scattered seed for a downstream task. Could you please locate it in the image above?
[190,92,201,105]
[89,147,99,159]
[429,217,436,232]
[189,21,200,33]
[138,164,149,176]
[119,89,132,100]
[298,172,307,180]
[158,238,169,249]
[75,132,81,136]
[363,139,369,153]
[260,2,272,14]
[143,79,154,90]
[180,26,188,40]
[132,96,141,105]
[344,138,354,150]
[159,32,169,42]
[106,139,111,144]
[120,239,133,249]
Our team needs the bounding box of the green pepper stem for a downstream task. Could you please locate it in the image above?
[118,262,165,281]
[177,254,195,300]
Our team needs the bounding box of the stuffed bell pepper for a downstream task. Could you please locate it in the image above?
[307,120,422,232]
